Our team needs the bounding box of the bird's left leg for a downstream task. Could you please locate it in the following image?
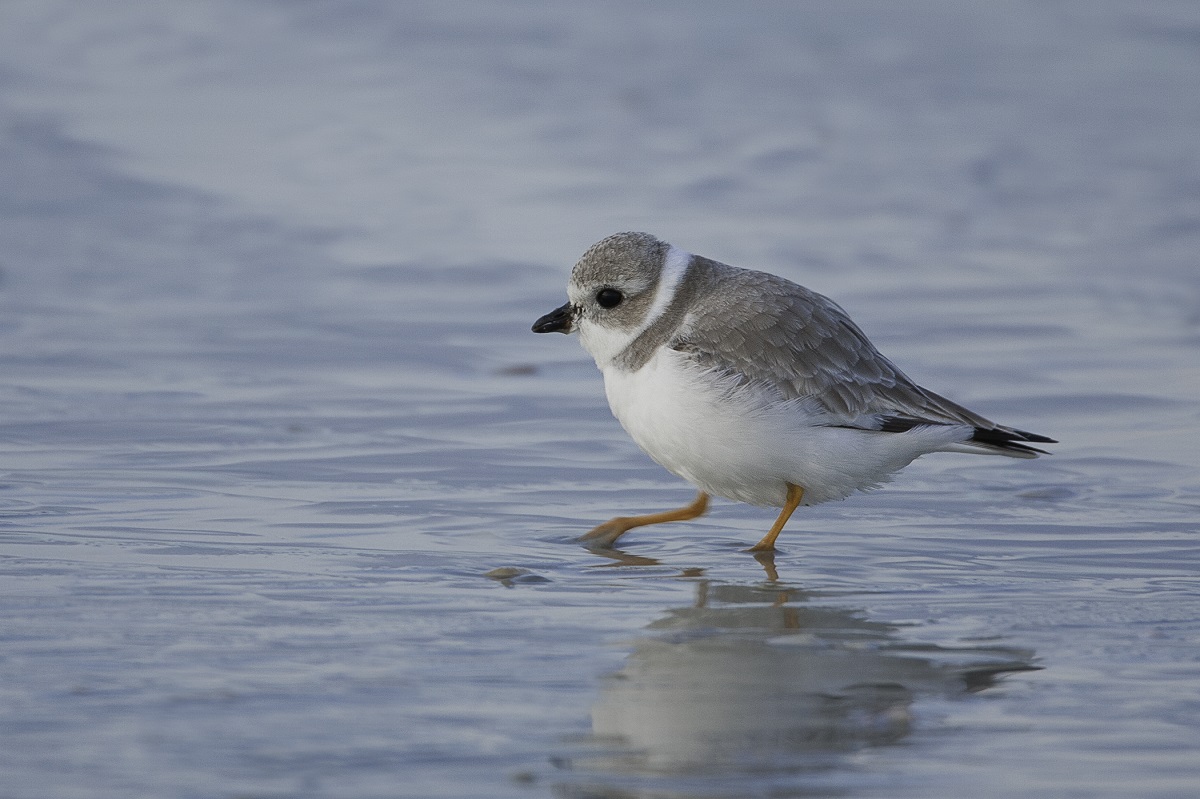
[579,491,710,548]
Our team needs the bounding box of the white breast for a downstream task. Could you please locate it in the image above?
[601,347,800,506]
[601,347,972,508]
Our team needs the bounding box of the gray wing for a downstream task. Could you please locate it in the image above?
[672,259,1053,454]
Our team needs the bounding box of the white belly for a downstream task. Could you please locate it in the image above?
[601,348,969,507]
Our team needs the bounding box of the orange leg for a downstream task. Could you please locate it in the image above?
[747,483,804,552]
[579,491,710,548]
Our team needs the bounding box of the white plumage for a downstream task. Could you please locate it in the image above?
[603,345,971,507]
[533,232,1054,551]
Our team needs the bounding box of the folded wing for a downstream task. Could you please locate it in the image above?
[671,260,1055,457]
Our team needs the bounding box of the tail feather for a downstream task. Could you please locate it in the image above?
[967,426,1056,458]
[867,415,1056,458]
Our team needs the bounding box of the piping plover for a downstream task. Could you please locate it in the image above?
[533,232,1055,552]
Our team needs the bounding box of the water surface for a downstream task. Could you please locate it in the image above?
[1,2,1198,797]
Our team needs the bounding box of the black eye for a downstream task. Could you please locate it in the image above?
[596,288,623,309]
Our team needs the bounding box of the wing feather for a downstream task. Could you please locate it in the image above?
[671,260,1007,430]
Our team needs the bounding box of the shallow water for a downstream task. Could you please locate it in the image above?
[1,2,1199,797]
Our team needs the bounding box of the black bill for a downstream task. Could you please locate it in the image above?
[532,302,575,334]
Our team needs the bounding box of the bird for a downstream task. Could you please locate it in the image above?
[532,232,1055,552]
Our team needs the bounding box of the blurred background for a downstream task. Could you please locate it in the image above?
[1,2,1198,797]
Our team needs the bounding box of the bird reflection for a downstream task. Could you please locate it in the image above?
[557,579,1037,788]
[583,540,782,580]
[583,543,662,567]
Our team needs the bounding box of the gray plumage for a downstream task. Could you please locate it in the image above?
[600,239,1050,457]
[532,231,1055,548]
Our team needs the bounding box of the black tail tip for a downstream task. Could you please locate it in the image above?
[971,426,1056,456]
